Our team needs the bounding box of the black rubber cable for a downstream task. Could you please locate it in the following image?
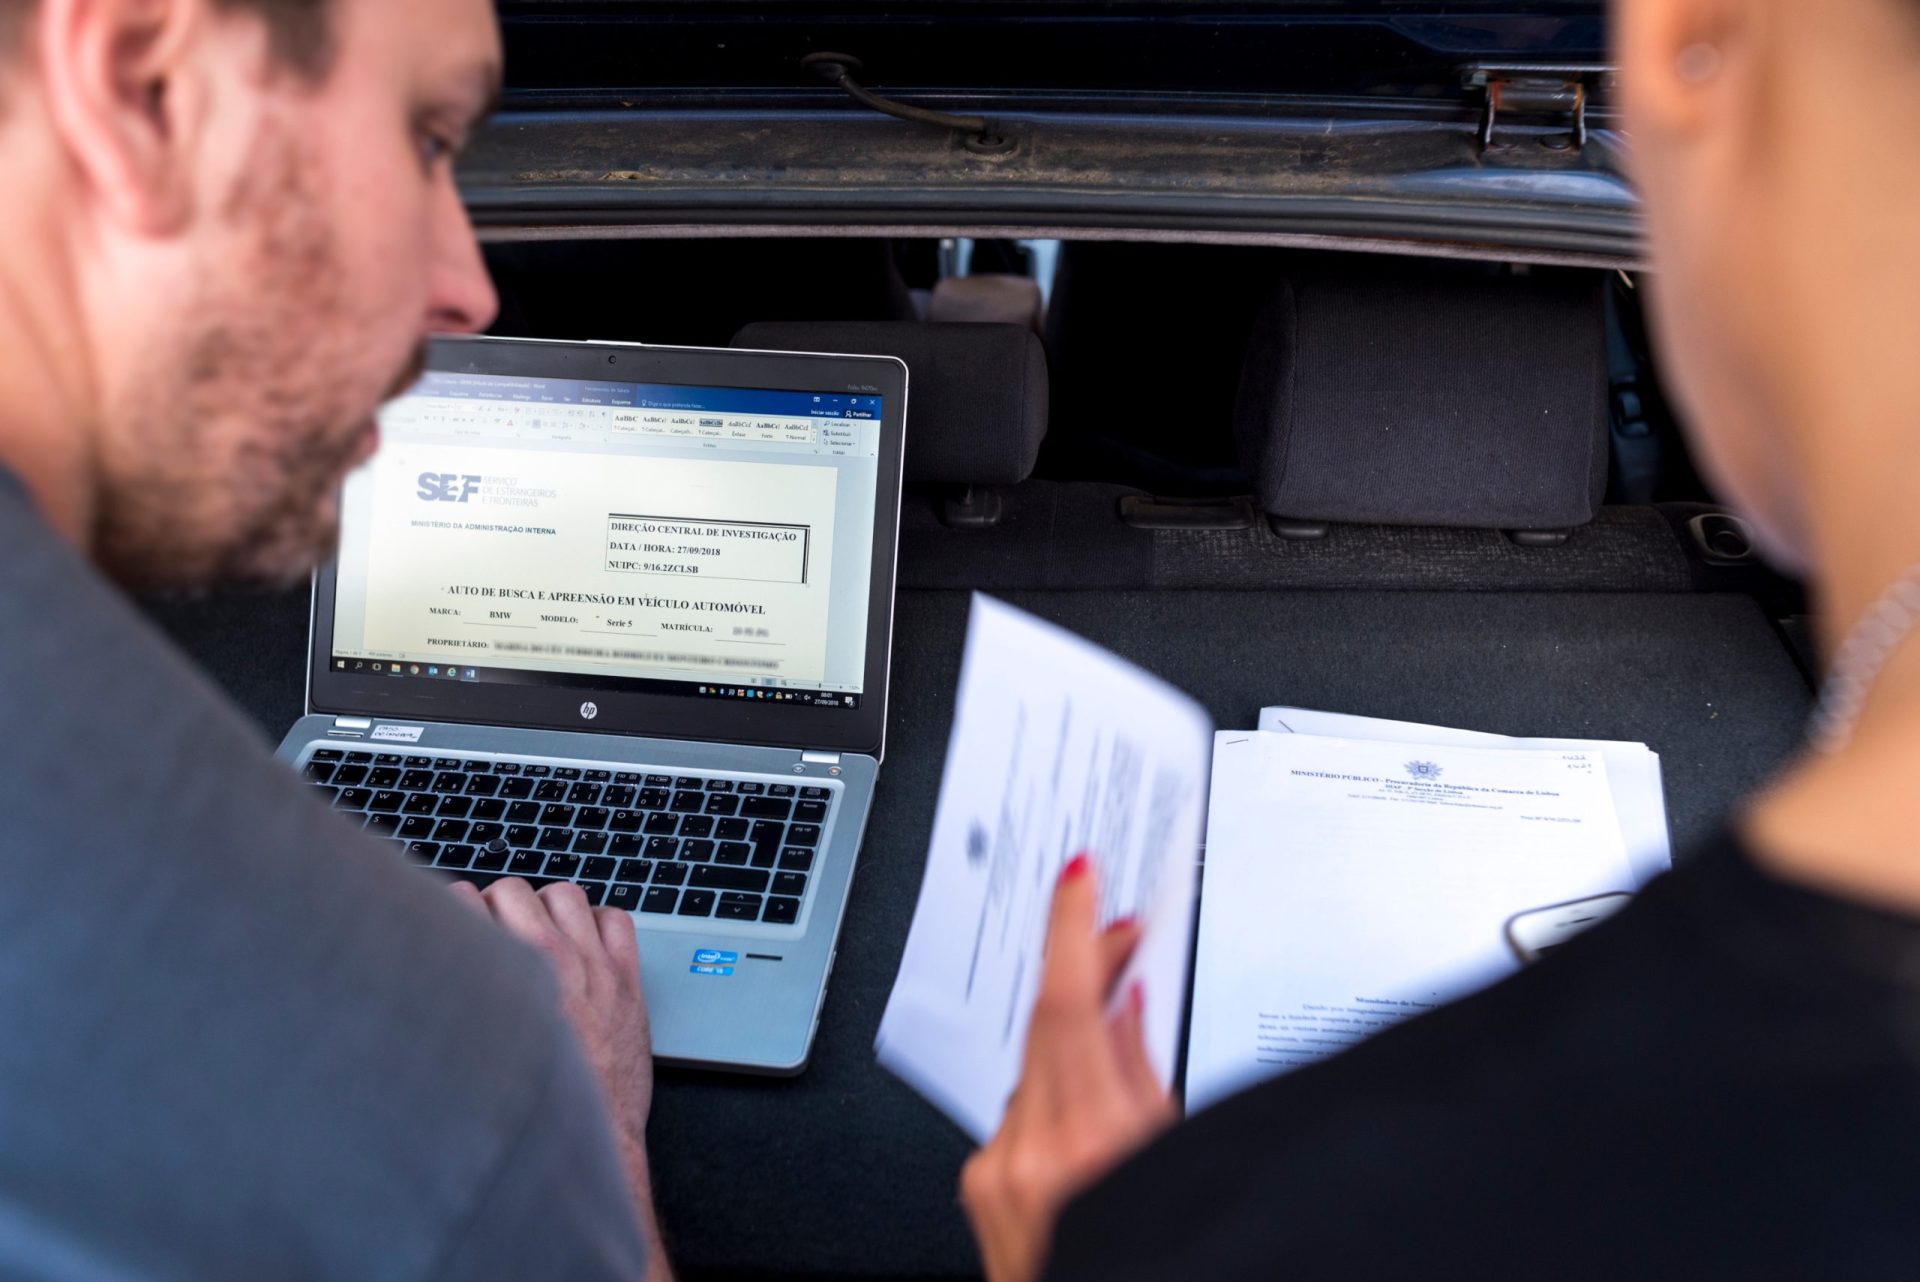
[801,51,992,137]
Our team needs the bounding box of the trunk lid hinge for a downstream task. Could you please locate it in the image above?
[1463,64,1613,154]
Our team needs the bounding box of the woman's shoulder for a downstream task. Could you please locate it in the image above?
[1046,832,1920,1281]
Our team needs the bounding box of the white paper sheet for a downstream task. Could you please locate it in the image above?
[876,595,1214,1140]
[1258,706,1672,884]
[1185,731,1639,1114]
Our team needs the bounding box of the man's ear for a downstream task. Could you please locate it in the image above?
[34,0,208,237]
[1614,0,1754,141]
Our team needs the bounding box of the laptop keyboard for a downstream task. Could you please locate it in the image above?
[300,749,832,926]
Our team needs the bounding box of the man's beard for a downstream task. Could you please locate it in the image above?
[92,126,426,595]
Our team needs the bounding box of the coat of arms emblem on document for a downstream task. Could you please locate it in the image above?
[1404,760,1444,781]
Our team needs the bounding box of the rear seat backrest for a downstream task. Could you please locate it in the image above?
[731,321,1049,490]
[1233,268,1610,534]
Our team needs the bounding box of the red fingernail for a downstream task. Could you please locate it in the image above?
[1129,981,1145,1016]
[1109,915,1139,934]
[1060,853,1091,883]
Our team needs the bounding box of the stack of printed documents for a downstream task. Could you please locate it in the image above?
[1185,709,1669,1112]
[873,595,1671,1136]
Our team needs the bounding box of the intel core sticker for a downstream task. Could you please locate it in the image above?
[693,949,739,966]
[370,724,425,743]
[690,964,735,977]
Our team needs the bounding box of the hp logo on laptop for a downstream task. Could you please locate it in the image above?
[579,702,599,721]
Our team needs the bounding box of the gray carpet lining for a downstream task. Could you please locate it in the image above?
[1152,504,1696,592]
[899,488,1705,594]
[144,585,1812,1281]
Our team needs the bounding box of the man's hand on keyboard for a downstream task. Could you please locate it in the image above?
[452,877,672,1274]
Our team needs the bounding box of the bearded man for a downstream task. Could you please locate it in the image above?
[0,2,669,1277]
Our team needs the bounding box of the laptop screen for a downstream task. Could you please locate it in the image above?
[328,368,883,713]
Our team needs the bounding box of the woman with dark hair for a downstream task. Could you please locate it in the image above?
[962,0,1920,1276]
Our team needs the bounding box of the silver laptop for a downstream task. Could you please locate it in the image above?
[275,334,907,1074]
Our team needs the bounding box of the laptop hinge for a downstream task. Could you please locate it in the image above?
[801,750,842,767]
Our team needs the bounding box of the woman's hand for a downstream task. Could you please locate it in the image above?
[960,855,1179,1282]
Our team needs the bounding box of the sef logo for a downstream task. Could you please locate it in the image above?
[417,473,482,503]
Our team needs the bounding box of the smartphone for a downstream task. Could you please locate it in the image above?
[1505,893,1634,964]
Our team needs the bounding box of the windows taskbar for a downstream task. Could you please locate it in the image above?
[327,656,862,709]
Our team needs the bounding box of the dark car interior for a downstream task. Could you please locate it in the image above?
[144,234,1815,1280]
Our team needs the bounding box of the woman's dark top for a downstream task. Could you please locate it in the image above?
[1047,831,1920,1280]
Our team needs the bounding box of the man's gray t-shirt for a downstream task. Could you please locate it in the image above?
[0,472,649,1281]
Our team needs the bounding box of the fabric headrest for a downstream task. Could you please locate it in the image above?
[732,321,1048,487]
[1233,270,1610,530]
